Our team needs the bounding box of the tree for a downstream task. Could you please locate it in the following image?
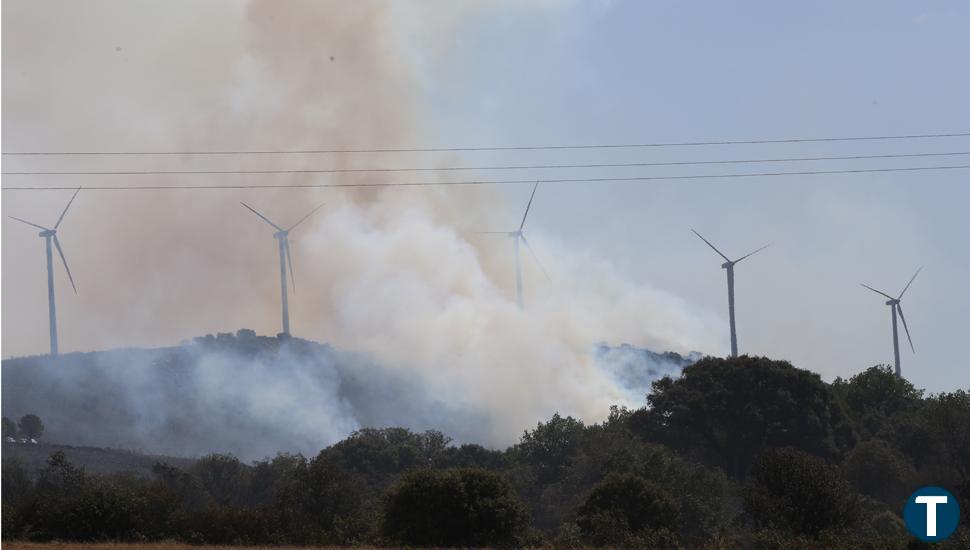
[18,414,44,440]
[575,474,679,546]
[921,390,970,480]
[513,413,585,484]
[192,453,250,506]
[321,428,451,491]
[841,439,914,504]
[743,447,860,537]
[631,356,854,477]
[278,454,368,544]
[831,365,923,438]
[2,417,17,439]
[381,468,529,547]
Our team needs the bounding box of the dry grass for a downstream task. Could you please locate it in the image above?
[1,544,386,550]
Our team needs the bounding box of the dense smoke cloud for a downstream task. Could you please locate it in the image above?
[2,0,722,453]
[2,334,698,460]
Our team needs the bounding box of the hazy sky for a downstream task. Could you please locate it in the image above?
[432,1,970,392]
[3,1,969,396]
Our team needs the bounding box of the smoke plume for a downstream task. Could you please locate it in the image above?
[2,1,722,453]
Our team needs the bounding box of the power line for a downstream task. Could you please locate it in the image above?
[3,164,968,191]
[3,132,969,156]
[3,151,969,177]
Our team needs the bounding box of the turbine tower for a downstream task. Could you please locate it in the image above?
[692,229,771,358]
[861,267,921,378]
[9,187,81,356]
[480,182,547,308]
[241,202,324,336]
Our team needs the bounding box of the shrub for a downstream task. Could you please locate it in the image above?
[576,473,679,546]
[381,468,529,547]
[743,447,860,537]
[842,439,915,504]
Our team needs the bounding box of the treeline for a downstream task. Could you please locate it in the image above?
[2,357,969,548]
[2,414,45,442]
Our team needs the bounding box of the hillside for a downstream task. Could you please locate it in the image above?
[2,330,694,460]
[2,442,194,479]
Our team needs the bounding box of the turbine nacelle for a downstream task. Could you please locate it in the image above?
[39,229,57,237]
[721,261,733,269]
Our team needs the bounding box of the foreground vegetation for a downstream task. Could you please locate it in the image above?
[2,544,383,550]
[3,357,969,548]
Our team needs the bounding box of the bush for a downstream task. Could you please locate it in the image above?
[743,447,860,537]
[842,439,915,504]
[381,468,530,547]
[576,473,679,546]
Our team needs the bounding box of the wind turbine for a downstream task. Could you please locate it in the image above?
[9,187,81,356]
[692,229,771,358]
[241,202,324,336]
[861,267,921,378]
[480,182,547,308]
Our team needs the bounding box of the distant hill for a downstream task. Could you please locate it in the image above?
[595,343,702,403]
[2,441,194,479]
[2,330,699,460]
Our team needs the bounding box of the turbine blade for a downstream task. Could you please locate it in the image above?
[52,235,77,294]
[896,303,915,353]
[9,216,50,231]
[288,203,325,232]
[240,202,282,231]
[284,238,296,294]
[897,266,922,299]
[518,181,539,232]
[520,234,550,281]
[690,229,730,262]
[54,187,81,229]
[734,243,773,264]
[860,283,894,300]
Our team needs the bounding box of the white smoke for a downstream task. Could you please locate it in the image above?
[2,0,724,453]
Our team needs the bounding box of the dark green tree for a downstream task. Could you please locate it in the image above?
[632,356,854,476]
[841,439,915,504]
[381,468,529,547]
[921,390,970,480]
[831,365,923,438]
[191,453,251,506]
[2,417,18,439]
[278,454,368,544]
[513,413,585,484]
[743,447,860,537]
[321,428,451,491]
[575,473,679,546]
[18,414,44,440]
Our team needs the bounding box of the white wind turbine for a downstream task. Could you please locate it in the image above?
[692,229,771,358]
[861,267,921,378]
[241,202,324,336]
[9,187,82,356]
[480,182,548,308]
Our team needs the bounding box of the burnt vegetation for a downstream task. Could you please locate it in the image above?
[2,357,969,548]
